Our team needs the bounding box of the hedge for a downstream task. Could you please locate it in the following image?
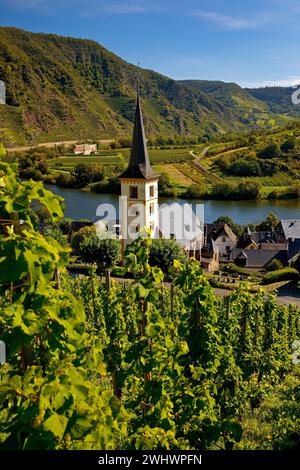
[261,268,299,285]
[225,264,263,278]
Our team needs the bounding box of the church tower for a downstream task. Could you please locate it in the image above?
[119,89,159,246]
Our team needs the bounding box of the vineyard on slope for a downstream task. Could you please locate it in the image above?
[0,158,300,449]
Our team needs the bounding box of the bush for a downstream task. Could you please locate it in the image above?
[258,143,281,159]
[71,225,96,254]
[43,174,57,184]
[261,268,299,285]
[265,259,284,272]
[21,167,43,180]
[56,172,76,187]
[229,158,261,177]
[91,177,120,194]
[267,186,300,200]
[281,138,296,153]
[226,263,263,279]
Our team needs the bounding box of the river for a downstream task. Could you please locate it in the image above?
[44,184,300,225]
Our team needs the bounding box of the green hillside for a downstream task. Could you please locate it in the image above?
[0,27,296,145]
[181,80,292,129]
[247,86,300,118]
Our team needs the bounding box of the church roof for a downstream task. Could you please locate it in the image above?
[119,93,159,180]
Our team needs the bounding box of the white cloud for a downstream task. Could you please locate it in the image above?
[243,76,300,88]
[6,0,160,15]
[191,10,257,31]
[79,0,162,17]
[98,2,148,14]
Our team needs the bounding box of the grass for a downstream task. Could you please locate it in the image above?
[51,154,125,168]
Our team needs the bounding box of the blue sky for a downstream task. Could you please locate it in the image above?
[1,0,300,87]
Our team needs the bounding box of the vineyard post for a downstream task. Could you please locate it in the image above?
[55,267,61,290]
[225,295,230,320]
[106,269,111,292]
[89,266,97,327]
[170,283,174,319]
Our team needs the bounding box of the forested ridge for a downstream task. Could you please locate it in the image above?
[0,27,294,145]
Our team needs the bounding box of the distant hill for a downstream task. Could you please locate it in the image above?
[0,27,296,145]
[179,80,286,130]
[246,86,300,118]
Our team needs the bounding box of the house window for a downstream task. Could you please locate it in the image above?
[150,222,154,232]
[150,185,155,197]
[149,203,154,215]
[136,224,140,233]
[170,233,175,240]
[222,237,226,243]
[130,186,138,199]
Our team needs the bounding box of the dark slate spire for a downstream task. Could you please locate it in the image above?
[119,90,159,180]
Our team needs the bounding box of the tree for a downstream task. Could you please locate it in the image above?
[281,138,296,153]
[265,259,284,272]
[149,238,187,280]
[71,225,96,254]
[158,172,171,193]
[79,235,120,271]
[211,181,260,200]
[72,163,105,188]
[185,183,204,199]
[71,227,120,271]
[258,142,281,159]
[213,216,242,236]
[256,213,279,231]
[56,172,76,187]
[229,158,261,177]
[97,238,120,271]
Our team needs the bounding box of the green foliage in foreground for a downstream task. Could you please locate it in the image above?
[237,368,300,450]
[1,162,300,450]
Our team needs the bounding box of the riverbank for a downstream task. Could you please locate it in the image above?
[44,183,300,225]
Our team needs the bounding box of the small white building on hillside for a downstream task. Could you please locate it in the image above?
[74,144,97,155]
